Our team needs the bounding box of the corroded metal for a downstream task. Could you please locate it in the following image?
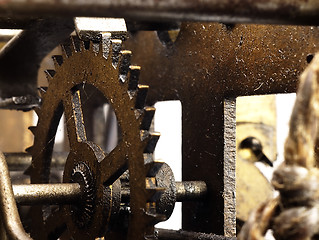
[0,0,318,24]
[13,183,81,205]
[0,151,32,240]
[28,35,162,239]
[124,23,319,236]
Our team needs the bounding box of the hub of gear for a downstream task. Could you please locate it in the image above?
[28,34,165,239]
[70,162,95,229]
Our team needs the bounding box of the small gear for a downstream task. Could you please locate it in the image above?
[70,162,95,229]
[28,34,165,239]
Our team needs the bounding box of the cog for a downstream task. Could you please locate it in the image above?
[28,34,164,239]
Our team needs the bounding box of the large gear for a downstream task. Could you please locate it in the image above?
[27,34,164,239]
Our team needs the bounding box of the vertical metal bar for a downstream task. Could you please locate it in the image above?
[223,98,236,237]
[0,151,32,240]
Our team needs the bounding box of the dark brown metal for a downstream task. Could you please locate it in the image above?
[0,151,32,240]
[155,228,236,240]
[29,36,161,240]
[124,23,319,236]
[0,0,318,25]
[5,152,67,171]
[13,183,81,205]
[0,18,74,106]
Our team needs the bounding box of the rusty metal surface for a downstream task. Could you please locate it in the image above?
[0,151,32,240]
[0,0,318,24]
[28,35,163,239]
[0,18,73,101]
[124,23,319,236]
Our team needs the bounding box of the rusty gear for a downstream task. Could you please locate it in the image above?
[28,34,164,239]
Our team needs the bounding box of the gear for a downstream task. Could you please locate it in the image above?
[28,34,164,239]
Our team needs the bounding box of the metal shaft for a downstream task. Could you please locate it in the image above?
[0,0,317,25]
[175,181,207,202]
[122,181,207,203]
[13,183,82,205]
[0,151,32,240]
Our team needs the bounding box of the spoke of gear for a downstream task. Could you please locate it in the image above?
[27,33,165,240]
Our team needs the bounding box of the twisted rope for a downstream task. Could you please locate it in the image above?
[239,54,319,240]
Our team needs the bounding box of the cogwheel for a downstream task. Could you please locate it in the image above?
[27,34,165,240]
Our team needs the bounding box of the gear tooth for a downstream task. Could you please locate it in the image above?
[28,126,37,135]
[44,69,56,81]
[135,85,149,109]
[71,35,81,52]
[145,161,164,177]
[128,65,141,93]
[52,55,63,68]
[38,86,48,97]
[61,38,73,58]
[141,107,155,130]
[99,32,111,59]
[25,146,34,154]
[111,39,122,68]
[145,187,165,202]
[144,132,160,153]
[118,50,132,83]
[80,40,90,51]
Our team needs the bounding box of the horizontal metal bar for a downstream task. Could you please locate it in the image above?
[121,181,207,203]
[0,0,317,25]
[155,228,236,240]
[5,152,67,171]
[13,183,82,205]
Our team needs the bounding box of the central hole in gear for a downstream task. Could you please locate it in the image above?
[80,84,121,154]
